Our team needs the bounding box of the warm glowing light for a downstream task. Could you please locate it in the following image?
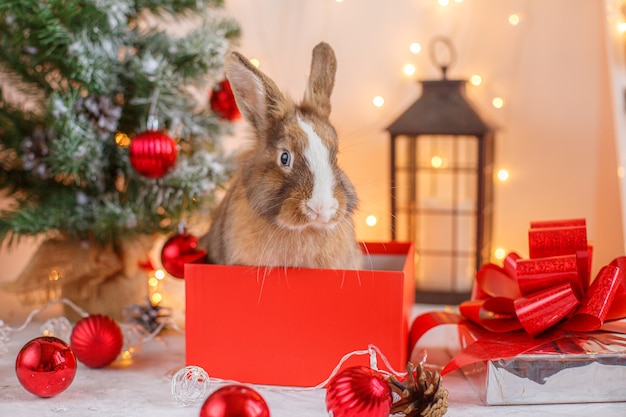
[249,58,260,68]
[148,277,158,287]
[336,0,344,2]
[438,0,450,6]
[409,42,422,54]
[508,14,520,26]
[431,156,443,168]
[618,166,625,178]
[151,292,163,305]
[49,269,60,281]
[121,348,134,361]
[115,132,131,148]
[455,0,463,3]
[494,247,506,260]
[366,215,378,227]
[619,22,626,33]
[492,97,504,109]
[373,96,385,107]
[155,269,166,280]
[497,169,510,182]
[403,64,416,76]
[470,74,482,86]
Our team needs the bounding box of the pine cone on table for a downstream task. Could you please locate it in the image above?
[387,362,449,417]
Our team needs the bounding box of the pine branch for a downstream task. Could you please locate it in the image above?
[0,0,240,246]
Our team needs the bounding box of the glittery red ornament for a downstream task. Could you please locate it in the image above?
[210,79,241,121]
[325,366,392,417]
[160,230,206,278]
[15,336,77,398]
[129,129,178,178]
[70,314,123,368]
[200,385,270,417]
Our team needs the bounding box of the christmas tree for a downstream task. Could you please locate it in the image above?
[0,0,240,317]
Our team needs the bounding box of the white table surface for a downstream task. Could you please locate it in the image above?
[1,315,625,417]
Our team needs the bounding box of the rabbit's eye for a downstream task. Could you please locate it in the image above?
[279,151,291,167]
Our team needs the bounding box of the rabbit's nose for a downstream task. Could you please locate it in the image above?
[306,198,338,223]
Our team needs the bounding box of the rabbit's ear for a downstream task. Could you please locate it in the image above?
[225,51,285,133]
[303,42,337,119]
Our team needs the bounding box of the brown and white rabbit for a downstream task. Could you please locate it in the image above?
[199,42,363,270]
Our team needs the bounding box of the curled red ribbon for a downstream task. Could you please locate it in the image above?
[409,219,626,375]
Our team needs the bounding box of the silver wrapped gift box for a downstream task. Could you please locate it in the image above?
[461,331,626,405]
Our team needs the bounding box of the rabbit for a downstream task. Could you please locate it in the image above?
[199,42,363,270]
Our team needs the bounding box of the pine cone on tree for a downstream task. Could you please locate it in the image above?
[75,94,122,138]
[387,362,449,417]
[21,127,55,177]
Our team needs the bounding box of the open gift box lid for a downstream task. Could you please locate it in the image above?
[185,242,415,386]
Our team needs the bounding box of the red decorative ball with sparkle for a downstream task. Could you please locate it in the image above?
[200,385,270,417]
[15,336,77,398]
[70,314,123,368]
[129,129,178,178]
[210,79,241,121]
[325,366,392,417]
[160,230,206,278]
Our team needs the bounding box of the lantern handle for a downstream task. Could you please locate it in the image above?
[429,36,457,80]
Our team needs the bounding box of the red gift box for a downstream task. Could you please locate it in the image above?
[185,242,415,386]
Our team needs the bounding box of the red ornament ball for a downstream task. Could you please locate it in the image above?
[200,385,270,417]
[325,366,392,417]
[210,79,241,121]
[129,129,178,178]
[15,336,77,398]
[70,314,123,368]
[160,230,206,278]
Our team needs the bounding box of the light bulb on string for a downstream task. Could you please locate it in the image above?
[470,74,482,86]
[403,64,416,76]
[366,215,378,227]
[497,169,510,182]
[373,96,385,107]
[492,97,504,109]
[409,42,422,54]
[509,14,521,26]
[494,247,506,260]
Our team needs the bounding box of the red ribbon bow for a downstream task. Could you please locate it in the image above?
[409,219,626,375]
[460,219,626,336]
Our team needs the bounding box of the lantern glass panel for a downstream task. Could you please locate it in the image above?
[456,255,475,291]
[417,255,454,292]
[394,135,415,170]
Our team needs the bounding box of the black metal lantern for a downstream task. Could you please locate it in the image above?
[386,38,495,305]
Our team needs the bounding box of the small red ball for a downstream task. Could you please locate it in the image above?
[325,366,392,417]
[210,79,241,121]
[200,385,270,417]
[15,336,77,398]
[129,129,178,178]
[70,314,123,368]
[160,230,206,278]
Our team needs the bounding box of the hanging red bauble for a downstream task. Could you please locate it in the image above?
[129,129,178,178]
[210,79,241,121]
[325,366,392,417]
[160,229,206,278]
[70,314,123,368]
[15,336,77,398]
[200,385,270,417]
